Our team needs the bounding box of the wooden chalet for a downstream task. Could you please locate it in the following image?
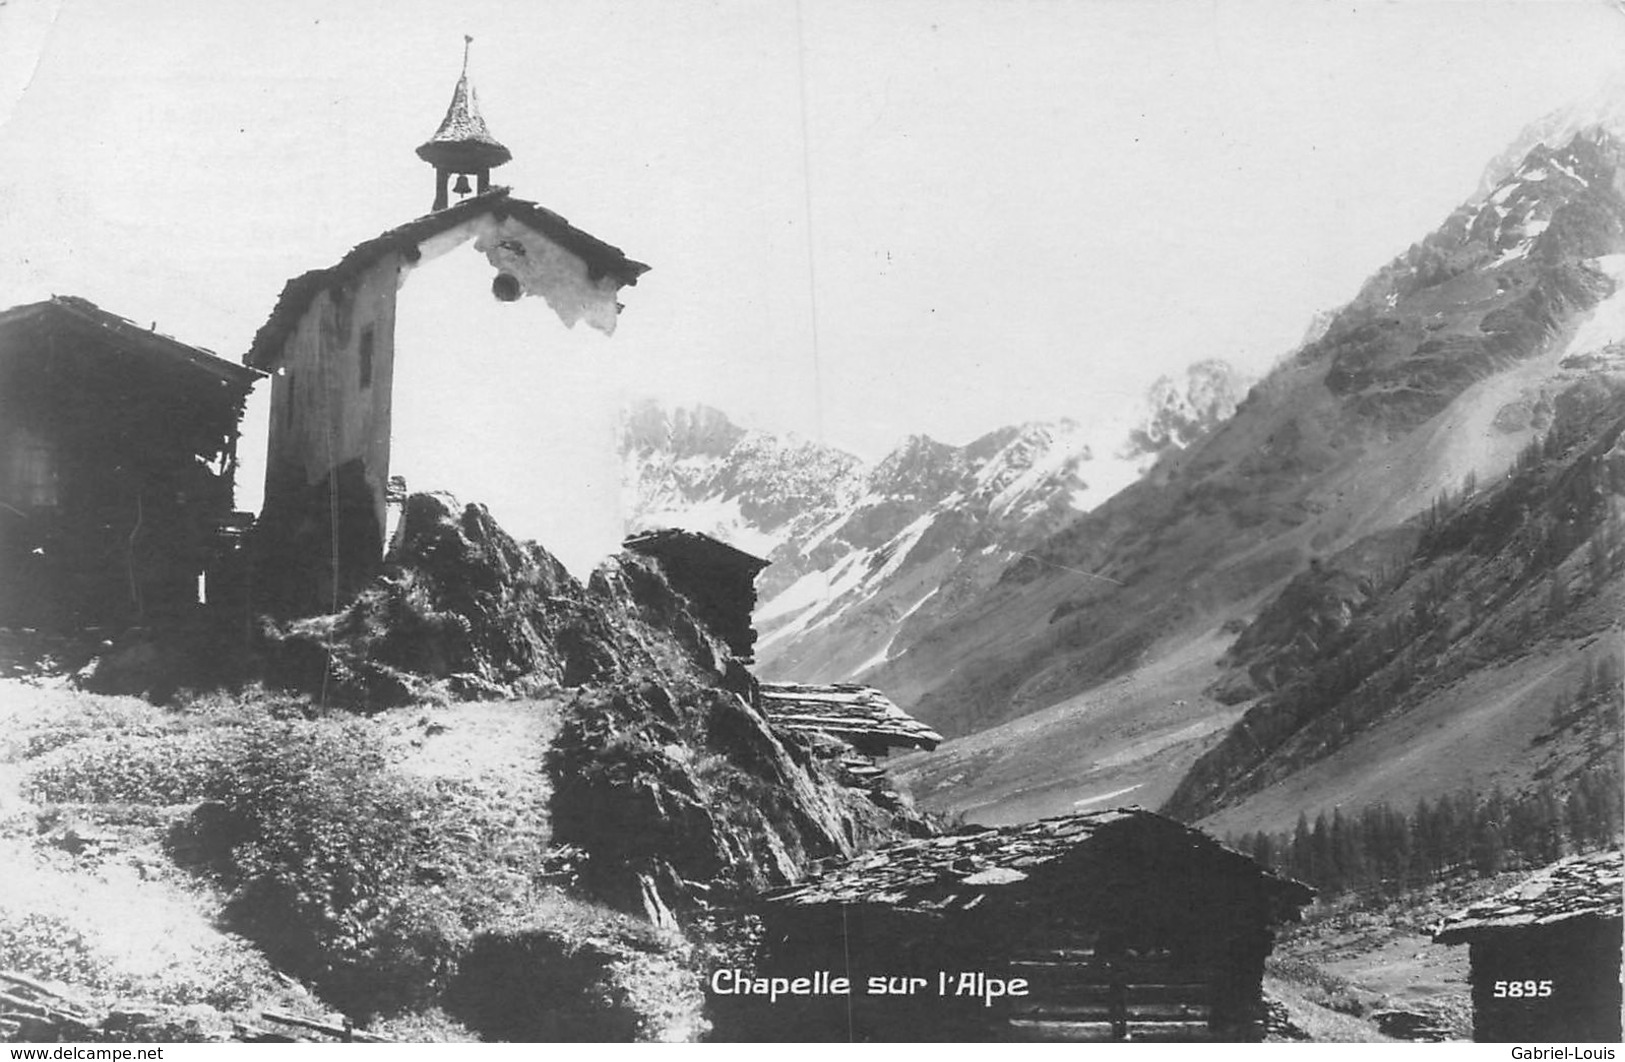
[1434,848,1623,1042]
[759,682,942,757]
[728,808,1313,1042]
[622,529,768,660]
[0,297,259,628]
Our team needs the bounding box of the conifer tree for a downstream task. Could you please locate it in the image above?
[1311,812,1335,891]
[1291,812,1313,884]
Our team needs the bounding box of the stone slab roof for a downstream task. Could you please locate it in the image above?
[764,808,1313,915]
[759,682,942,751]
[1435,848,1623,944]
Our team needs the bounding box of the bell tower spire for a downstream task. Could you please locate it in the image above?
[416,36,512,211]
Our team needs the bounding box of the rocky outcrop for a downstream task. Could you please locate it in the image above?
[545,679,913,913]
[1122,360,1251,459]
[256,490,933,916]
[261,493,629,706]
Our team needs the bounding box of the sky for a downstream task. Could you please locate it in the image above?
[1,0,1623,572]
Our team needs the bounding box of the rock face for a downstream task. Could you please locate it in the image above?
[1474,75,1625,201]
[619,399,867,569]
[1122,359,1251,459]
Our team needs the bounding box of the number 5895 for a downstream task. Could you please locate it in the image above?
[1493,980,1553,998]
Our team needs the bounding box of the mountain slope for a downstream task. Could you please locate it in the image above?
[876,126,1625,748]
[1181,373,1624,836]
[619,364,1248,684]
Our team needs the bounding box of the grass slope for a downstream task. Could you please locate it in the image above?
[892,630,1244,825]
[0,678,705,1042]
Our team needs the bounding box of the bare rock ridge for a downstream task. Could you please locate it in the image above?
[1123,359,1252,459]
[14,489,936,1043]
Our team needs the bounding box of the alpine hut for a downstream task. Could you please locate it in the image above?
[0,297,259,628]
[1434,848,1623,1042]
[622,529,768,661]
[729,808,1313,1042]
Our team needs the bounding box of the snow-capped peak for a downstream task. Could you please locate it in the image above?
[1475,75,1625,199]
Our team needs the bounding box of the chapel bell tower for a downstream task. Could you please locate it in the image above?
[416,36,512,212]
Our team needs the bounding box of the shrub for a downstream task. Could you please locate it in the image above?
[169,721,453,1017]
[0,910,111,988]
[444,898,706,1042]
[26,730,246,806]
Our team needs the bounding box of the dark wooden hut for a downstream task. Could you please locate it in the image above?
[0,297,259,628]
[622,529,768,660]
[1434,848,1623,1042]
[729,808,1312,1042]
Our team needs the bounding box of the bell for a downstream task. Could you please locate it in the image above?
[452,173,473,196]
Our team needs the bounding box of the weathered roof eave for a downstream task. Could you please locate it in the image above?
[623,527,771,573]
[244,188,651,370]
[762,808,1315,914]
[1434,849,1625,944]
[1434,908,1622,946]
[760,681,945,750]
[0,296,261,392]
